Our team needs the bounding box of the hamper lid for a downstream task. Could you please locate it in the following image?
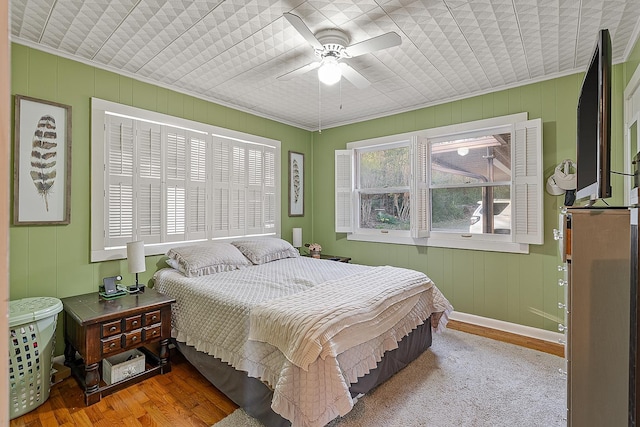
[9,297,63,327]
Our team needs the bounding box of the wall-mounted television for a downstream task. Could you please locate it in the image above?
[575,28,612,203]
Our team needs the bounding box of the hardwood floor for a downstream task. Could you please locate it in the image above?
[9,322,563,427]
[9,350,238,427]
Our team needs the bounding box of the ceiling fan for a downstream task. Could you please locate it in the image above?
[278,13,402,89]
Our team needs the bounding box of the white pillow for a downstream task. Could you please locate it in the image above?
[165,258,181,270]
[166,242,251,277]
[231,238,299,265]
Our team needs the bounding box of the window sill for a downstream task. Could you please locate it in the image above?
[91,234,279,262]
[346,233,530,254]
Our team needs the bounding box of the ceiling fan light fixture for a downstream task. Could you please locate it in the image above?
[318,58,342,85]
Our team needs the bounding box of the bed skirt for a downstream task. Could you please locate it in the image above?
[175,316,433,427]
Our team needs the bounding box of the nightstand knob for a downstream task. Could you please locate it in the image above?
[109,342,116,348]
[152,315,157,321]
[152,330,158,336]
[131,336,138,342]
[109,326,117,332]
[132,320,138,326]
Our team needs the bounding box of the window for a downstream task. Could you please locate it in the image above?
[429,129,512,235]
[358,143,411,232]
[336,113,542,253]
[91,98,280,261]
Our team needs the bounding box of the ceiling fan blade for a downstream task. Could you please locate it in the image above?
[339,63,370,89]
[277,61,321,81]
[344,32,401,58]
[283,13,324,51]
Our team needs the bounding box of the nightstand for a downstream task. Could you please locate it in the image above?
[303,253,351,263]
[61,288,175,405]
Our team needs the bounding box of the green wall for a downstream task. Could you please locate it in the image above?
[9,40,638,341]
[9,43,313,302]
[311,65,628,333]
[625,35,640,85]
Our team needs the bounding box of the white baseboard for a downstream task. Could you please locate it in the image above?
[449,312,564,345]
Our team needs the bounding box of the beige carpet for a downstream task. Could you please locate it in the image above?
[213,329,566,427]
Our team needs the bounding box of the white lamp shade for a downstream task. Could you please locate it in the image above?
[127,240,146,274]
[292,228,302,248]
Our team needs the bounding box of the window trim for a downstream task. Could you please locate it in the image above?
[339,113,542,254]
[91,98,281,262]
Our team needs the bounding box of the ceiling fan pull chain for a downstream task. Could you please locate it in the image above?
[340,79,343,110]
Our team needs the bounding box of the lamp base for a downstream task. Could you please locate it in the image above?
[128,284,145,293]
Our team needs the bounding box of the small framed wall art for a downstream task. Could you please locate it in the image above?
[13,95,72,225]
[288,151,304,217]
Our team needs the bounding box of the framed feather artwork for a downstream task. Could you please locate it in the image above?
[13,95,72,225]
[288,151,304,217]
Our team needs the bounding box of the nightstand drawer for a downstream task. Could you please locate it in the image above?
[144,310,160,325]
[144,324,161,341]
[123,329,142,348]
[102,335,121,355]
[124,315,142,331]
[102,320,121,338]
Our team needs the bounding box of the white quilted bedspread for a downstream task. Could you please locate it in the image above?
[153,257,452,427]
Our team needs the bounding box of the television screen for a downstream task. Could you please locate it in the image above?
[575,28,611,202]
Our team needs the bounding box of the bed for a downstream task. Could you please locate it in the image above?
[153,238,453,427]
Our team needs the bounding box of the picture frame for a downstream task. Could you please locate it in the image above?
[13,95,72,225]
[288,151,304,217]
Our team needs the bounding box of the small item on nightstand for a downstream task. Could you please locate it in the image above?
[306,243,322,258]
[101,275,122,295]
[99,275,127,298]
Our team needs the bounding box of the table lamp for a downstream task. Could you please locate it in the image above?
[127,240,146,293]
[292,228,302,253]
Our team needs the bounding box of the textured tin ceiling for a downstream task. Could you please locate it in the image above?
[10,0,640,131]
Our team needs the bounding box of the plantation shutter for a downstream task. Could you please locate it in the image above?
[136,121,162,244]
[513,118,543,244]
[411,136,430,238]
[105,115,135,247]
[246,146,264,235]
[230,144,247,236]
[165,129,187,242]
[212,137,231,237]
[335,149,354,233]
[264,147,276,232]
[187,132,208,240]
[92,99,282,261]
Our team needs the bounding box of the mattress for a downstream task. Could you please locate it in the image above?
[176,319,433,427]
[154,257,452,427]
